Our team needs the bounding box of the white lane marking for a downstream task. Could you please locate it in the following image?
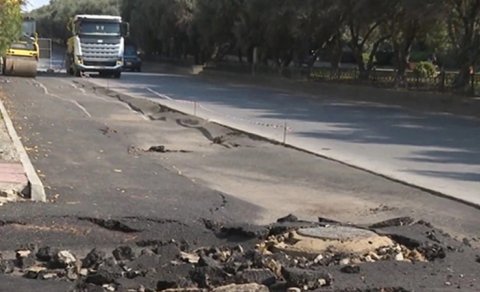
[34,80,50,95]
[71,100,92,118]
[62,79,87,95]
[70,80,149,121]
[33,79,92,118]
[146,87,174,101]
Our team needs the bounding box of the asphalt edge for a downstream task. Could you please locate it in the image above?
[0,98,46,202]
[79,78,480,211]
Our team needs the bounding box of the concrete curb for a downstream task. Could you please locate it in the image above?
[0,99,46,202]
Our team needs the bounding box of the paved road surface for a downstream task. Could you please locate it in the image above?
[1,73,480,290]
[87,72,480,206]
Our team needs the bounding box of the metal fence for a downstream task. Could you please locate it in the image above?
[37,38,52,72]
[206,62,480,96]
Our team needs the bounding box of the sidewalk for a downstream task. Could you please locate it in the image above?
[0,80,52,203]
[0,110,28,203]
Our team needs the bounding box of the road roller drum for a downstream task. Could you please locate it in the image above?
[3,56,38,77]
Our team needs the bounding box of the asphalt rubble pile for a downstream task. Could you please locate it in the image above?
[0,215,478,292]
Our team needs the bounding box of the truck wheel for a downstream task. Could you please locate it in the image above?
[113,71,121,79]
[72,66,82,77]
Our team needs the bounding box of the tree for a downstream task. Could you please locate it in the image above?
[342,0,394,79]
[389,0,446,86]
[192,0,241,62]
[30,0,120,42]
[447,0,480,91]
[0,0,23,55]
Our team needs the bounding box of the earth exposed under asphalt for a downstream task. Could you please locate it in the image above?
[0,73,479,291]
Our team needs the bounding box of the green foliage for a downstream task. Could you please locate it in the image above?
[29,0,120,41]
[413,61,437,78]
[409,51,431,62]
[0,0,23,55]
[24,0,480,85]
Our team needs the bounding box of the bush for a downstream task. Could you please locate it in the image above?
[413,61,437,78]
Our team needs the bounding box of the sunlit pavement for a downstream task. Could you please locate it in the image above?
[88,72,480,206]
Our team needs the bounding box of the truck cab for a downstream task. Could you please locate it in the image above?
[66,15,129,78]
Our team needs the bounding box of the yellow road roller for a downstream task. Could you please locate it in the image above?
[2,18,39,77]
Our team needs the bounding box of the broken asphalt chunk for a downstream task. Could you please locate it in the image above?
[340,265,360,274]
[0,259,15,274]
[85,268,120,285]
[277,214,298,223]
[36,246,57,262]
[212,283,269,292]
[50,250,77,269]
[113,246,136,261]
[418,244,446,261]
[219,224,269,240]
[369,217,415,229]
[235,268,276,286]
[83,249,106,269]
[15,249,36,269]
[281,267,332,290]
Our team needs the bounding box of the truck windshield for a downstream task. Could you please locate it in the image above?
[79,22,120,35]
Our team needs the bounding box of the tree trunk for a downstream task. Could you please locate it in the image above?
[237,49,243,63]
[329,36,343,79]
[454,64,473,93]
[353,49,368,80]
[394,44,411,88]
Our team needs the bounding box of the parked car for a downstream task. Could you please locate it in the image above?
[123,44,142,72]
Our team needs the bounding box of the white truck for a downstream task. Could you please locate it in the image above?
[66,15,129,78]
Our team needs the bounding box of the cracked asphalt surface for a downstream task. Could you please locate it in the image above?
[0,75,260,245]
[0,73,480,291]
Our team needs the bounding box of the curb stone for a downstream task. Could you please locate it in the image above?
[0,97,46,202]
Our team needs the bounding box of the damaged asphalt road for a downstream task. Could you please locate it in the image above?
[0,74,479,291]
[1,215,480,291]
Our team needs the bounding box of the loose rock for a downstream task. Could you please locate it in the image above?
[236,269,276,286]
[15,250,36,269]
[180,252,200,264]
[113,246,136,261]
[36,246,56,262]
[395,253,404,261]
[340,265,360,274]
[24,266,46,279]
[156,280,178,290]
[212,283,269,292]
[39,271,58,280]
[85,268,119,285]
[83,249,106,269]
[419,244,446,261]
[51,250,76,268]
[282,267,332,290]
[0,260,15,274]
